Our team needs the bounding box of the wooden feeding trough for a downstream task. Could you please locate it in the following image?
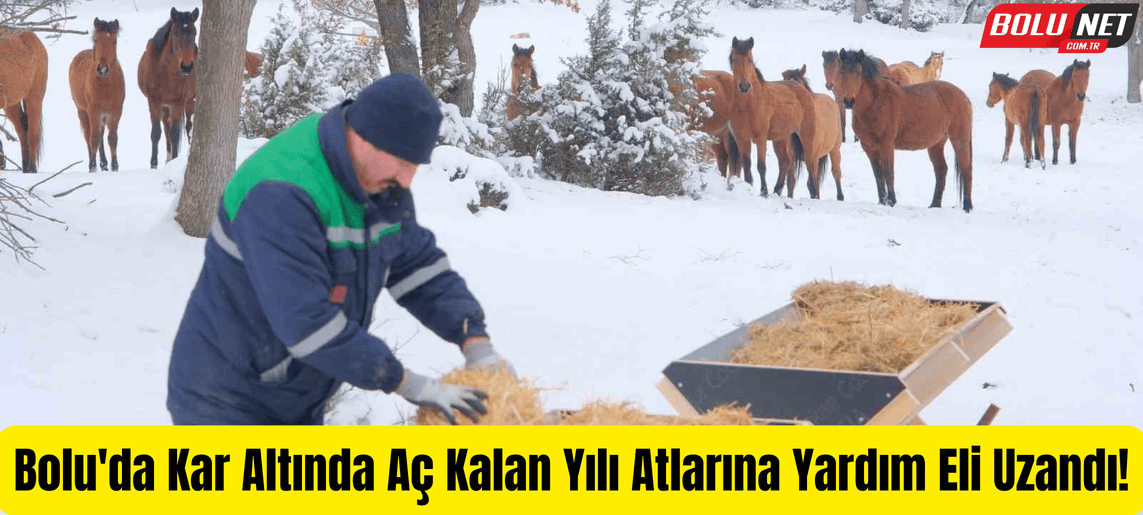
[657,293,1012,425]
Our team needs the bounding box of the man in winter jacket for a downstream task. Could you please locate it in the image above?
[167,73,515,425]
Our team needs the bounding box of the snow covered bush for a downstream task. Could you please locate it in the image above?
[241,0,385,139]
[814,0,983,30]
[427,146,526,214]
[527,0,716,197]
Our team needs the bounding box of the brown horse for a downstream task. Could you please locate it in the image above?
[781,65,843,200]
[69,18,125,173]
[832,49,974,212]
[726,36,814,197]
[986,72,1046,169]
[888,51,945,86]
[690,70,742,183]
[138,7,199,169]
[507,43,539,121]
[0,27,47,173]
[822,49,890,144]
[1018,60,1090,165]
[244,51,264,79]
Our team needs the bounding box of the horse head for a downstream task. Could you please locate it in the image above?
[781,64,811,92]
[92,18,120,77]
[728,36,757,94]
[1064,59,1091,101]
[510,43,537,94]
[986,72,1016,108]
[834,48,868,108]
[821,50,839,91]
[168,7,199,77]
[926,51,945,79]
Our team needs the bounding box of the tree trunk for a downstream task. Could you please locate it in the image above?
[961,0,979,23]
[374,0,420,77]
[419,0,458,99]
[447,0,481,116]
[1130,7,1142,103]
[176,0,256,238]
[854,0,869,23]
[900,0,912,29]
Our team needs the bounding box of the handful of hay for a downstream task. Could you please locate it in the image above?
[730,281,979,373]
[414,368,755,425]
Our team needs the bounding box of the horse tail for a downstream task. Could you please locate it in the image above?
[955,130,972,208]
[19,100,43,171]
[790,132,805,187]
[1029,89,1042,160]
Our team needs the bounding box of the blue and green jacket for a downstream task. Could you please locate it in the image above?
[167,101,488,424]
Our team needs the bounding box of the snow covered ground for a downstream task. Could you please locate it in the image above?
[1,0,1140,431]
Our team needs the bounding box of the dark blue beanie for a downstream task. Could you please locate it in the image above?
[346,73,443,164]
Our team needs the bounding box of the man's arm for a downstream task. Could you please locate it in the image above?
[225,181,406,392]
[385,220,489,347]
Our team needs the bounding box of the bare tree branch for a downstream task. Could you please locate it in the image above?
[53,182,93,198]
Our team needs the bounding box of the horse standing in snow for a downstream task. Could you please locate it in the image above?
[0,27,48,173]
[781,65,844,200]
[137,7,199,169]
[986,72,1046,169]
[1017,60,1090,165]
[831,49,975,212]
[69,18,125,172]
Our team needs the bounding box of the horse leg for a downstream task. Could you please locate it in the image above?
[108,111,121,172]
[77,107,95,172]
[170,108,186,161]
[185,97,195,138]
[1019,124,1032,169]
[97,113,109,171]
[829,148,843,201]
[24,71,46,173]
[162,107,174,162]
[1002,119,1014,163]
[1067,121,1079,165]
[4,104,30,172]
[927,142,949,208]
[867,152,887,205]
[148,100,162,169]
[1051,123,1061,165]
[880,148,897,207]
[837,100,847,143]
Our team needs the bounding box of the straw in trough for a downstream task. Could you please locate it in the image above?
[730,281,979,373]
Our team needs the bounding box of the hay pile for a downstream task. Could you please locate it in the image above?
[730,281,979,373]
[414,368,755,425]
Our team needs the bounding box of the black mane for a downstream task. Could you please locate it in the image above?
[149,19,172,54]
[994,73,1017,90]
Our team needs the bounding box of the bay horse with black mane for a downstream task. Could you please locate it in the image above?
[986,72,1046,169]
[781,65,843,200]
[507,43,539,121]
[726,36,815,197]
[0,27,48,173]
[138,7,199,169]
[1018,60,1090,165]
[70,18,125,172]
[822,49,890,144]
[832,49,974,212]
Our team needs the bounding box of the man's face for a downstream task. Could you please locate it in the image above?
[347,128,419,195]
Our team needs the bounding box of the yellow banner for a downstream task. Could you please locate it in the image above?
[1,425,1141,514]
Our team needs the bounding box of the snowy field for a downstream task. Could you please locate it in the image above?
[1,0,1140,431]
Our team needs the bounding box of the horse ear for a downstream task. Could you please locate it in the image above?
[527,45,535,56]
[1084,59,1091,67]
[856,50,865,60]
[513,43,519,52]
[732,36,739,46]
[190,7,199,22]
[170,7,178,19]
[822,50,828,58]
[800,64,806,75]
[839,49,847,59]
[746,37,754,49]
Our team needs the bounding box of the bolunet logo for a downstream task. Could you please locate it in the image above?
[980,2,1139,54]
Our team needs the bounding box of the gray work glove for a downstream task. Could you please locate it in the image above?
[395,369,489,425]
[463,340,517,379]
